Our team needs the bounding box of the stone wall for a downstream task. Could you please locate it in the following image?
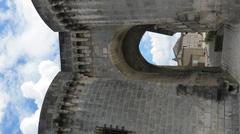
[222,24,240,131]
[31,0,240,134]
[32,0,229,32]
[38,24,240,133]
[39,75,239,134]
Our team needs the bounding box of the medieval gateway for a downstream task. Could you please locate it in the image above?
[32,0,240,133]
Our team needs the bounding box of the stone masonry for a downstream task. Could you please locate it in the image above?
[31,0,240,134]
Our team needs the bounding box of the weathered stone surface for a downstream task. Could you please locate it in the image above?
[39,74,239,134]
[32,0,240,32]
[31,0,240,134]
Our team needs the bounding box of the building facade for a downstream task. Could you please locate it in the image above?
[173,33,208,66]
[31,0,240,134]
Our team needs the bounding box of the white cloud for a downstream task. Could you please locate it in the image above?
[20,109,40,134]
[0,0,59,133]
[0,91,9,122]
[148,32,180,66]
[0,0,58,71]
[0,1,14,21]
[20,60,60,134]
[17,61,39,81]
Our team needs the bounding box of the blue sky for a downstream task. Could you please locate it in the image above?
[0,1,179,134]
[139,31,180,66]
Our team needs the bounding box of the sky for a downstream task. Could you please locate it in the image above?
[0,0,179,134]
[139,32,180,66]
[0,0,59,134]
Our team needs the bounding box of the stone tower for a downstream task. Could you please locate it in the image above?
[32,0,240,133]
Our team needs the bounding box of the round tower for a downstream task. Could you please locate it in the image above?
[32,0,240,134]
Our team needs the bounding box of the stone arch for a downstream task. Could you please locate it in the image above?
[109,25,224,84]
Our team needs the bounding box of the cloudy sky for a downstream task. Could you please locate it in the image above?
[0,0,179,134]
[0,0,59,134]
[139,32,180,66]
